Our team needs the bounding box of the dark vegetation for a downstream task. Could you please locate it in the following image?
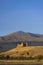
[0,55,43,60]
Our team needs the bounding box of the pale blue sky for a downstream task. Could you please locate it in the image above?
[0,0,43,36]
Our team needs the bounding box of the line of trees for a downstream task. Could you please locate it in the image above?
[0,55,43,60]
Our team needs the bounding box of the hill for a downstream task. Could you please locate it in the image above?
[0,45,43,57]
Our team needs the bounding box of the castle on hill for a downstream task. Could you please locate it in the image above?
[17,42,28,48]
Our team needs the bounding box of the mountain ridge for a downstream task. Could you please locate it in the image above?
[0,31,43,42]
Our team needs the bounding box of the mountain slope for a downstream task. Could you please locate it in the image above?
[0,31,43,42]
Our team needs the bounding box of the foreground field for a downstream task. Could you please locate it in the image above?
[0,60,43,65]
[0,46,43,65]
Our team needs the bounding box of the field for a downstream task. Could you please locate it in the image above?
[0,45,43,65]
[0,60,43,65]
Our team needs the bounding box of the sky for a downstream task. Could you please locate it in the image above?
[0,0,43,36]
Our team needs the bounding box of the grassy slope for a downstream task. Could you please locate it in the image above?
[0,46,43,57]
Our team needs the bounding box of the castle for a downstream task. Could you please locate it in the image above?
[17,42,28,48]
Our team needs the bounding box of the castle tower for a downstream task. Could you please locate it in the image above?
[17,42,23,48]
[26,42,28,46]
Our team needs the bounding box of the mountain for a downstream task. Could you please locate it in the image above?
[0,31,43,53]
[0,31,43,42]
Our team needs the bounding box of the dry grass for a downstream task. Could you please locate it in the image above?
[0,46,43,57]
[0,46,43,64]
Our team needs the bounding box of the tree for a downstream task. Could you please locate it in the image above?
[6,55,10,59]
